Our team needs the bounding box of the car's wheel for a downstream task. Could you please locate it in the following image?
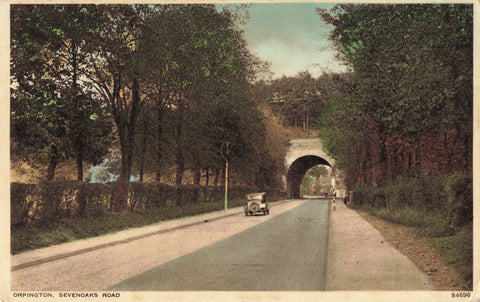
[249,202,259,213]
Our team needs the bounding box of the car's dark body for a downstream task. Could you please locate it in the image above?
[244,192,270,216]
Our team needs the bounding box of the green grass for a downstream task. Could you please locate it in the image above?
[11,198,245,254]
[428,222,473,287]
[364,205,426,227]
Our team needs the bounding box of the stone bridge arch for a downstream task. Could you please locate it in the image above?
[285,138,335,198]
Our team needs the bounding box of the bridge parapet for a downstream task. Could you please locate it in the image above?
[285,138,335,169]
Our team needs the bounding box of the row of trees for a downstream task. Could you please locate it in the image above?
[316,4,473,188]
[254,71,354,136]
[11,4,288,211]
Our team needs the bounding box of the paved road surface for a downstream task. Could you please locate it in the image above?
[109,199,329,291]
[11,197,436,295]
[326,200,435,290]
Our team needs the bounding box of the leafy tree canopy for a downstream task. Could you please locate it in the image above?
[318,4,472,137]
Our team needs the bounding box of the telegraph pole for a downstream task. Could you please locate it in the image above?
[221,142,229,211]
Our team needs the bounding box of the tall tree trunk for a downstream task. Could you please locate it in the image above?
[138,131,145,183]
[462,127,473,173]
[113,78,141,212]
[193,154,201,185]
[139,159,144,182]
[192,166,201,203]
[443,130,450,167]
[194,168,201,185]
[213,168,220,186]
[175,160,184,186]
[76,149,84,182]
[205,168,209,186]
[138,108,148,183]
[113,123,129,212]
[126,79,140,181]
[111,73,128,212]
[139,149,146,182]
[46,145,58,181]
[72,40,84,183]
[175,103,185,179]
[175,161,185,206]
[379,129,388,180]
[175,103,185,206]
[155,102,164,182]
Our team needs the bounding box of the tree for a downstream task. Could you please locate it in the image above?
[260,71,350,136]
[84,5,166,210]
[51,5,113,182]
[249,88,289,189]
[317,4,473,185]
[11,5,113,181]
[137,5,268,189]
[11,5,66,180]
[317,93,378,187]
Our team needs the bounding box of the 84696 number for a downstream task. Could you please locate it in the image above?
[451,292,471,298]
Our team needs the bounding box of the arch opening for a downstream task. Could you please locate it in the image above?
[286,155,331,199]
[301,165,334,198]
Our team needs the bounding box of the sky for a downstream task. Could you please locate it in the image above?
[221,3,349,79]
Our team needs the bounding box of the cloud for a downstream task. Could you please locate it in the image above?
[240,3,347,78]
[247,31,343,78]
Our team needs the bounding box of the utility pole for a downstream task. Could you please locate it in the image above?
[221,142,229,211]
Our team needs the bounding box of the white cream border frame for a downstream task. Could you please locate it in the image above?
[0,1,478,301]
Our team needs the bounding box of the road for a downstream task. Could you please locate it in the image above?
[110,199,329,291]
[11,199,328,291]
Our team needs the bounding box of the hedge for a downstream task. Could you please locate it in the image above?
[352,172,473,233]
[11,182,275,227]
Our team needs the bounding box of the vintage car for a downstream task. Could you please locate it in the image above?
[244,192,270,216]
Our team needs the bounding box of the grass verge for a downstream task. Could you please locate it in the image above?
[428,222,473,284]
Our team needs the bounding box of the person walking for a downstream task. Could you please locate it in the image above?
[332,187,336,211]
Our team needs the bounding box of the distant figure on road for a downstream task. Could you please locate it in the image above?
[332,188,336,211]
[344,192,349,205]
